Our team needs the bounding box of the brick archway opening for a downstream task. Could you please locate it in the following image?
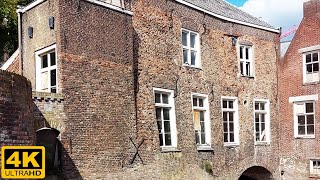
[239,166,273,180]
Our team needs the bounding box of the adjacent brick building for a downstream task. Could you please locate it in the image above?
[279,0,320,179]
[1,0,281,179]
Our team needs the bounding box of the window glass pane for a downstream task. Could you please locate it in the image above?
[224,133,228,142]
[194,110,200,131]
[155,93,161,103]
[165,134,172,146]
[307,115,314,125]
[229,112,234,122]
[255,114,259,122]
[246,62,250,76]
[256,132,260,141]
[41,55,48,68]
[183,49,188,64]
[41,71,48,90]
[298,126,305,135]
[195,131,200,144]
[240,46,243,59]
[223,100,227,108]
[163,108,170,120]
[159,134,163,146]
[261,122,265,131]
[229,123,234,132]
[255,103,259,110]
[200,122,205,133]
[164,121,170,133]
[245,47,249,60]
[260,103,265,110]
[298,116,305,125]
[261,114,265,122]
[223,123,228,132]
[307,125,314,135]
[190,33,196,48]
[255,123,260,132]
[157,120,162,132]
[200,111,204,122]
[223,112,228,122]
[182,31,188,46]
[201,133,206,144]
[306,103,314,113]
[50,52,56,66]
[162,94,169,104]
[199,98,204,107]
[229,101,233,109]
[307,64,313,73]
[240,62,244,75]
[193,98,198,107]
[230,133,234,142]
[50,69,56,87]
[156,108,161,120]
[306,54,312,63]
[313,63,319,72]
[313,53,318,62]
[191,51,196,66]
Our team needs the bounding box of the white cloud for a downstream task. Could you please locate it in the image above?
[239,0,304,30]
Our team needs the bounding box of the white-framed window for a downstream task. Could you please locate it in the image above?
[303,51,319,83]
[192,93,211,147]
[293,101,315,138]
[221,97,239,146]
[310,160,320,176]
[254,99,270,144]
[154,88,177,148]
[35,44,58,93]
[239,45,253,77]
[182,29,201,68]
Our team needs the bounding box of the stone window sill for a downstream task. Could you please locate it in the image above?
[197,146,214,151]
[295,135,315,139]
[33,91,64,101]
[182,64,203,70]
[255,142,270,146]
[160,147,181,153]
[240,75,255,79]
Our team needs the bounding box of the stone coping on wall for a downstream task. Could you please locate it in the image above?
[32,91,64,101]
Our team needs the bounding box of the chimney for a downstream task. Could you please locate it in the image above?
[303,0,320,18]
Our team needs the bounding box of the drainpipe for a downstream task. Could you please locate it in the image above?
[16,7,23,76]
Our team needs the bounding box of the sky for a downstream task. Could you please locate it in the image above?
[225,0,305,41]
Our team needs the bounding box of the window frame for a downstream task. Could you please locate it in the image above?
[35,44,58,93]
[310,159,320,177]
[191,93,211,148]
[153,88,178,149]
[253,99,271,145]
[238,44,254,77]
[293,101,316,138]
[221,96,239,146]
[303,51,320,84]
[181,28,201,68]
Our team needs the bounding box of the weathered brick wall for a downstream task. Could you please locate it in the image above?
[57,0,136,179]
[279,0,320,179]
[127,0,280,179]
[20,0,280,179]
[0,70,35,174]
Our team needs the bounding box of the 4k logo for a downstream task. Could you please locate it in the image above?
[1,146,45,179]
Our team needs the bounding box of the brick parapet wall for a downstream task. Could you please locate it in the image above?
[0,70,35,176]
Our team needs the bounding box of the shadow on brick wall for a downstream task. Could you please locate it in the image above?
[32,102,83,180]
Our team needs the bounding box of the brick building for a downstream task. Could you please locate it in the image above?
[279,0,320,179]
[2,0,280,179]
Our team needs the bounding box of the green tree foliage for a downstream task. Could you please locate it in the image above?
[0,0,33,63]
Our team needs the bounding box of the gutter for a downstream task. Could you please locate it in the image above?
[174,0,280,33]
[17,8,23,75]
[17,0,133,16]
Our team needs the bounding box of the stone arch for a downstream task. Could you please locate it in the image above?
[238,166,273,180]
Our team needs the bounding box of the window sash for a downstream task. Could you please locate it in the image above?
[295,102,315,137]
[182,29,199,67]
[239,45,252,76]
